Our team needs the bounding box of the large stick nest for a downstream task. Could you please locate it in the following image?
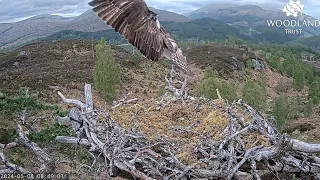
[53,84,320,180]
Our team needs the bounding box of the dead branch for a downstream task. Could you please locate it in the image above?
[57,91,86,110]
[0,122,55,174]
[112,98,138,109]
[158,65,194,108]
[0,151,30,174]
[290,139,320,153]
[216,89,222,100]
[16,124,55,173]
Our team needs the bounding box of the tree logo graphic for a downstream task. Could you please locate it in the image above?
[282,0,304,17]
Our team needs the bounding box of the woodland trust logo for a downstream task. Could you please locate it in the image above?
[283,0,304,17]
[266,0,320,35]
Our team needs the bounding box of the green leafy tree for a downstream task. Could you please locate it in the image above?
[93,38,120,103]
[197,77,220,99]
[284,64,294,77]
[308,77,320,105]
[194,67,220,99]
[268,55,282,71]
[243,80,267,110]
[289,97,301,119]
[272,94,290,129]
[203,67,219,79]
[303,65,315,83]
[220,82,237,102]
[304,99,313,117]
[0,87,56,115]
[292,67,305,91]
[194,67,236,102]
[245,59,254,69]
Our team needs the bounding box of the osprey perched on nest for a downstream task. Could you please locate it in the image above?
[88,0,190,101]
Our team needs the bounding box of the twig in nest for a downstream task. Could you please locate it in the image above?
[112,98,138,109]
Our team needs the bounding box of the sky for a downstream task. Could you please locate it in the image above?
[0,0,320,23]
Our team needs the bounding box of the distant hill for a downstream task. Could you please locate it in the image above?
[0,14,69,50]
[161,17,301,44]
[1,5,319,51]
[161,18,248,41]
[0,8,190,51]
[188,5,280,21]
[3,17,318,53]
[26,18,249,48]
[187,4,320,38]
[149,8,191,22]
[42,29,126,44]
[22,18,245,48]
[63,10,112,32]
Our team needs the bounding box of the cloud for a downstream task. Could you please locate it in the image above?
[0,0,90,23]
[0,0,319,23]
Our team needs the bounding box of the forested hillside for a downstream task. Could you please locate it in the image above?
[42,29,126,44]
[160,18,248,41]
[291,35,320,51]
[187,4,320,37]
[40,18,306,44]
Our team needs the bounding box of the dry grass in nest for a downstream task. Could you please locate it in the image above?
[112,100,225,163]
[111,99,272,164]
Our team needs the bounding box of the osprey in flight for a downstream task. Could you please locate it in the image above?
[88,0,190,74]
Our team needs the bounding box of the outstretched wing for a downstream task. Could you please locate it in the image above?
[88,0,172,61]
